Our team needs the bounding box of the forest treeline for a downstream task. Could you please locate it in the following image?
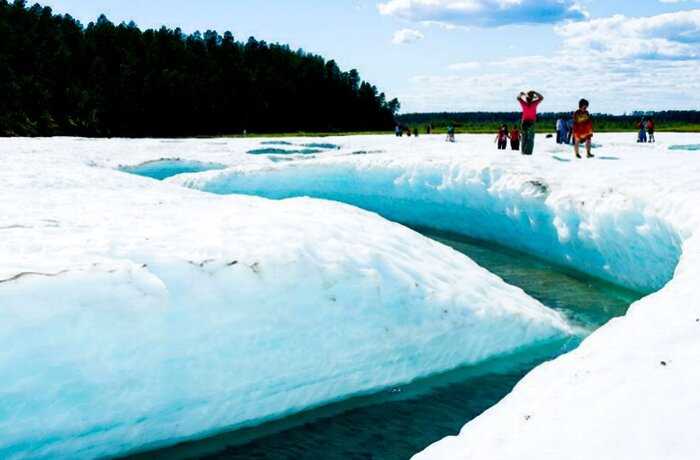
[399,111,700,133]
[0,0,400,137]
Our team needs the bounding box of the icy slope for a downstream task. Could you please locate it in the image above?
[0,139,570,459]
[169,134,692,293]
[414,238,700,460]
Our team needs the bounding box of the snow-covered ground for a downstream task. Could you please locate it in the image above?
[0,137,572,459]
[2,133,699,459]
[161,132,699,460]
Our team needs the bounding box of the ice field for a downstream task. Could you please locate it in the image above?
[1,133,700,459]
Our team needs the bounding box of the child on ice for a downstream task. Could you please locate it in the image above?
[510,126,521,151]
[495,124,509,150]
[573,98,594,159]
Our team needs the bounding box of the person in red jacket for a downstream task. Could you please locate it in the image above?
[573,98,594,159]
[510,125,521,150]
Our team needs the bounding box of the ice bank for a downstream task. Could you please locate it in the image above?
[166,133,700,460]
[0,138,570,459]
[171,136,688,293]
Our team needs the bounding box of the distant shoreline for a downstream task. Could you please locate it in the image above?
[3,127,699,139]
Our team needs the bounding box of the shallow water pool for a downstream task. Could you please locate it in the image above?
[127,230,641,460]
[668,144,700,151]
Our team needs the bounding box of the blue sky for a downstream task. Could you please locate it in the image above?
[43,0,700,114]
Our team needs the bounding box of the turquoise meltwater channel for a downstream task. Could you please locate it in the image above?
[127,228,641,460]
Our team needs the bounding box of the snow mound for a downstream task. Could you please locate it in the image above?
[0,140,571,459]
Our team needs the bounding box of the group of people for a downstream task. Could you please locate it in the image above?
[638,117,656,143]
[395,123,435,138]
[397,90,654,160]
[495,124,521,151]
[492,90,546,155]
[395,125,420,137]
[510,90,594,158]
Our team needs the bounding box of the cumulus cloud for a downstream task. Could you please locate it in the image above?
[392,28,425,44]
[377,0,587,27]
[398,10,700,112]
[402,57,700,113]
[556,9,700,60]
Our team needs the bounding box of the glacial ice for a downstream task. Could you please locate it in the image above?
[4,133,700,460]
[171,135,687,293]
[0,137,571,459]
[161,132,700,459]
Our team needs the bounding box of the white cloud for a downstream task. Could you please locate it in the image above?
[392,28,425,44]
[448,61,482,70]
[398,10,700,113]
[555,9,700,60]
[377,0,587,27]
[401,57,700,113]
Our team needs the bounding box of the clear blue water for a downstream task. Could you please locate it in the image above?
[127,230,640,460]
[247,148,323,155]
[120,160,226,180]
[302,143,341,150]
[247,142,340,155]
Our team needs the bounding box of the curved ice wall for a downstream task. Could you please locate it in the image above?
[173,160,683,293]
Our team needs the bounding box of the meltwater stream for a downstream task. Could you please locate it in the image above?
[129,229,641,460]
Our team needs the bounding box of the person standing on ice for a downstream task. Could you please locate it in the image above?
[637,118,648,143]
[572,98,595,159]
[517,90,544,155]
[647,117,656,143]
[495,124,509,150]
[446,125,456,142]
[510,125,521,151]
[555,118,563,143]
[566,117,574,144]
[558,116,570,145]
